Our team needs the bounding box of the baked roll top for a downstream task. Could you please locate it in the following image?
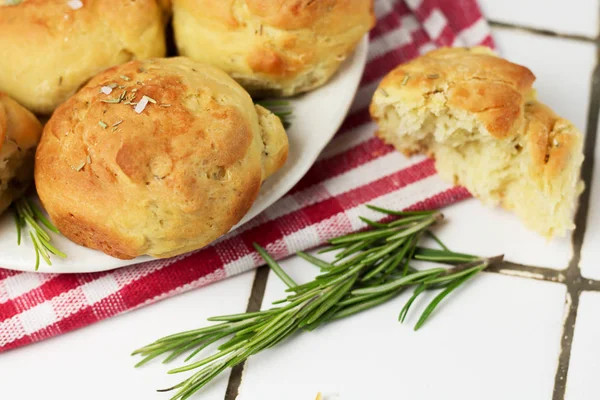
[35,57,289,259]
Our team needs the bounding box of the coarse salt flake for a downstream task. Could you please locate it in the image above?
[135,96,149,114]
[100,86,113,95]
[67,0,83,10]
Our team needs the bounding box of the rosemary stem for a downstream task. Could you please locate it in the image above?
[133,206,497,398]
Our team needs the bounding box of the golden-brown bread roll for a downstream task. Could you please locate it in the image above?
[172,0,375,97]
[370,47,584,238]
[0,93,43,215]
[0,0,170,115]
[35,57,288,259]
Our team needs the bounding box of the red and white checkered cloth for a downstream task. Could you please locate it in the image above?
[0,0,494,352]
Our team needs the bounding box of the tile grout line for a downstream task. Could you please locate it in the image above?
[224,266,270,400]
[489,20,597,43]
[579,278,600,291]
[551,27,600,400]
[486,262,565,284]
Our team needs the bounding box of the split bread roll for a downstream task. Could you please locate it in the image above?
[0,93,42,215]
[172,0,375,97]
[35,57,289,259]
[0,0,170,114]
[370,47,584,238]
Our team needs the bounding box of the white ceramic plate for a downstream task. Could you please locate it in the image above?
[0,37,369,273]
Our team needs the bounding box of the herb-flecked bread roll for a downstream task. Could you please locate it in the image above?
[370,47,584,238]
[35,57,289,259]
[172,0,375,97]
[0,0,170,115]
[0,93,42,215]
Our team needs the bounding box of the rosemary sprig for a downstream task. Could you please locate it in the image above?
[256,99,293,129]
[13,197,65,270]
[133,206,502,399]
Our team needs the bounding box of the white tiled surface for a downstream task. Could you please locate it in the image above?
[1,5,599,400]
[0,271,255,400]
[480,0,599,38]
[238,252,567,400]
[565,292,600,400]
[580,120,600,279]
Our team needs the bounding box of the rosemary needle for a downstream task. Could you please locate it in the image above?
[399,283,427,322]
[13,197,65,270]
[426,230,450,251]
[414,247,478,264]
[253,243,297,288]
[134,206,503,399]
[296,251,335,270]
[414,267,482,331]
[366,204,434,216]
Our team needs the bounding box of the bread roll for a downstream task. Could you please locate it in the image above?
[172,0,375,97]
[35,57,288,259]
[0,0,170,114]
[0,93,42,215]
[370,47,584,238]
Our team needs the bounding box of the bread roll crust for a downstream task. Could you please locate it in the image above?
[172,0,375,96]
[370,47,584,237]
[0,0,170,114]
[35,57,288,259]
[372,47,536,141]
[0,93,42,215]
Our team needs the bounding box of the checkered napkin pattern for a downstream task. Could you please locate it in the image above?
[0,0,495,352]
